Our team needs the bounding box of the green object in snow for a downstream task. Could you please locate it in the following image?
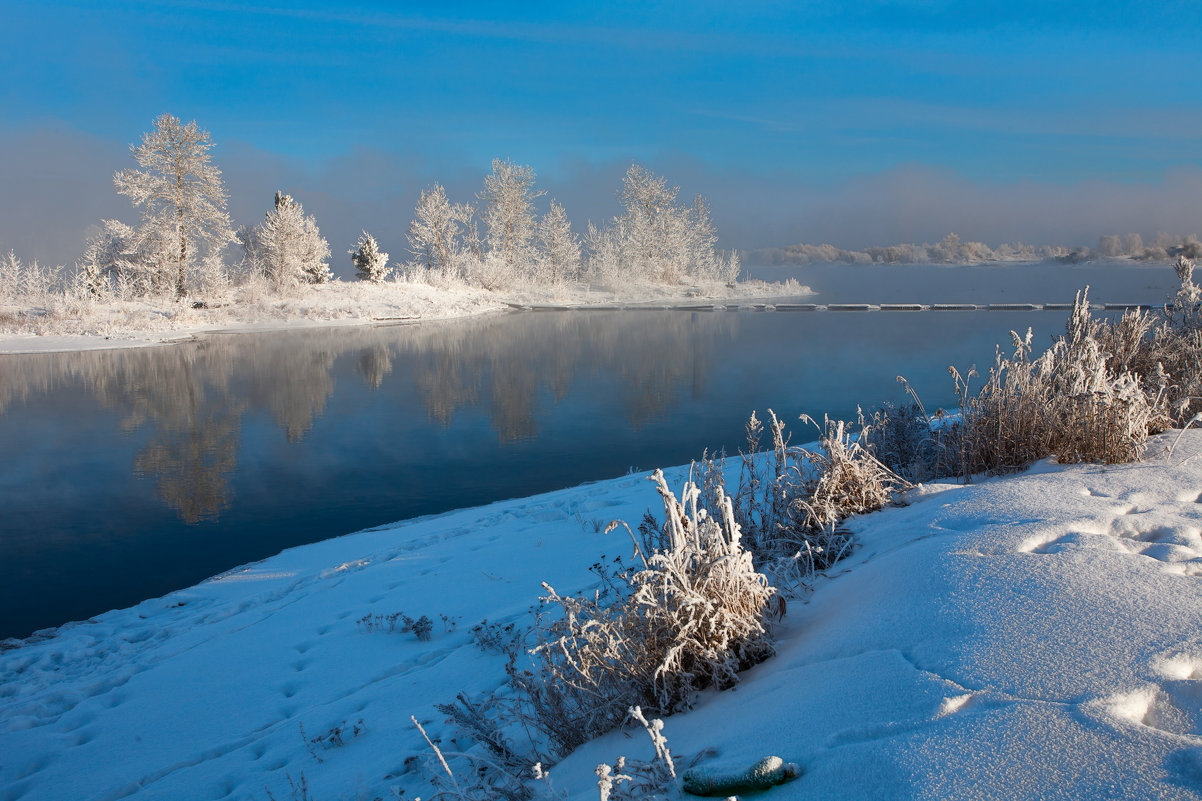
[682,755,802,796]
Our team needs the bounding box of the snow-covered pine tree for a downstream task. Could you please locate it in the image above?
[407,184,472,275]
[112,114,234,298]
[240,191,332,285]
[479,159,543,269]
[536,200,581,283]
[351,231,390,283]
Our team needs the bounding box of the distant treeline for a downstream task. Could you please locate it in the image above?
[753,232,1202,266]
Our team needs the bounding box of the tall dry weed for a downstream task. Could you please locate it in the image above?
[953,289,1167,474]
[516,469,775,756]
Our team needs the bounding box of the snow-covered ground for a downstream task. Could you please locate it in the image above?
[4,431,1202,799]
[0,277,809,355]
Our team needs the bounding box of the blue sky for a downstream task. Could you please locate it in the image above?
[2,1,1201,267]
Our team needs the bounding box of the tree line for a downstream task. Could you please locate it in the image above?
[69,114,738,300]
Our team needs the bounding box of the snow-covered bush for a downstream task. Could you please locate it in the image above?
[583,220,625,286]
[517,469,775,756]
[593,707,677,801]
[1146,255,1202,422]
[0,250,68,302]
[702,409,905,592]
[1167,255,1202,332]
[431,469,777,795]
[790,414,907,540]
[350,231,390,283]
[863,400,958,483]
[76,219,181,298]
[725,410,799,555]
[956,289,1166,472]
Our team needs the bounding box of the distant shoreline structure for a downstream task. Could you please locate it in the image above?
[751,232,1202,266]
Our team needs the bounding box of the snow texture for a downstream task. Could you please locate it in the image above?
[0,277,807,354]
[5,433,1202,800]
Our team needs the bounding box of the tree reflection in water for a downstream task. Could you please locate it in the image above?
[0,311,736,523]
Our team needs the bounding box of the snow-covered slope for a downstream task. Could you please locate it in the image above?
[4,434,1202,800]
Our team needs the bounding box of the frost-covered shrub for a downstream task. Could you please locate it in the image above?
[535,200,581,284]
[422,473,773,798]
[593,707,677,801]
[863,400,959,483]
[956,289,1166,473]
[724,410,800,555]
[517,470,775,756]
[1147,255,1202,422]
[791,414,907,539]
[0,251,69,302]
[705,409,906,592]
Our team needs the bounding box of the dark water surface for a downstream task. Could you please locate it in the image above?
[0,302,1144,638]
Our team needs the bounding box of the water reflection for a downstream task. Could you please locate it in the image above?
[0,312,737,524]
[398,313,733,438]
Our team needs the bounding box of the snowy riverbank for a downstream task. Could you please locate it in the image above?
[4,432,1202,800]
[0,277,809,355]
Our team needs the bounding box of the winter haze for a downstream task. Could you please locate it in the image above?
[3,2,1201,271]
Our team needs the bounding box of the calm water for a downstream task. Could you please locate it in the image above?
[0,298,1155,639]
[748,258,1177,305]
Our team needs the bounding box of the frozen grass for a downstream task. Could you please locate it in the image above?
[526,471,774,742]
[696,409,907,595]
[861,260,1202,480]
[422,470,776,799]
[438,409,910,791]
[952,289,1165,472]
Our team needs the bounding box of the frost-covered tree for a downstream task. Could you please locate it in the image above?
[112,113,234,298]
[479,159,544,268]
[350,231,390,283]
[536,200,581,283]
[240,191,332,285]
[588,163,731,283]
[584,219,625,284]
[407,183,473,274]
[77,219,183,297]
[0,251,60,299]
[77,220,134,296]
[619,164,683,281]
[684,195,720,279]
